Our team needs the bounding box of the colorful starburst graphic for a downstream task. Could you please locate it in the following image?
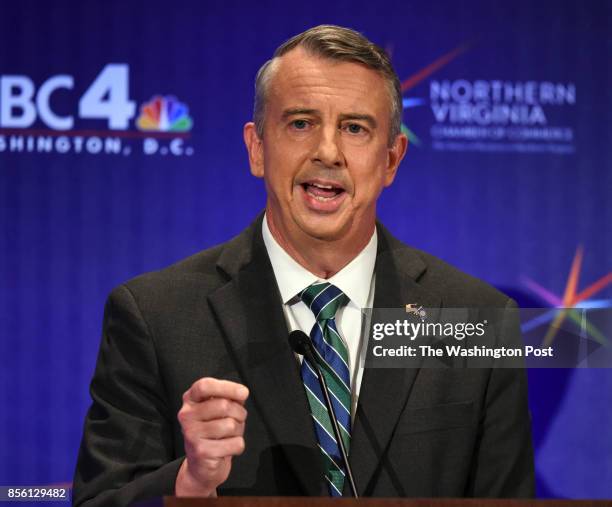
[522,246,612,346]
[397,43,470,147]
[137,95,193,132]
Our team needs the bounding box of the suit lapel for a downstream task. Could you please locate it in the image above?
[346,224,442,496]
[207,215,324,495]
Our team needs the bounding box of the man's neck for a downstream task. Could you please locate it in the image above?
[265,211,374,279]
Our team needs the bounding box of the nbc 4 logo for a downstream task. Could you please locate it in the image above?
[0,63,194,157]
[0,64,192,133]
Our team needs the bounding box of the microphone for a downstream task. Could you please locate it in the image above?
[288,330,359,498]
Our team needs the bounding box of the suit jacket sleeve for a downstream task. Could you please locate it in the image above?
[73,284,183,507]
[466,299,535,497]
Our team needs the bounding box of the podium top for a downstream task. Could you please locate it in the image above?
[134,496,612,507]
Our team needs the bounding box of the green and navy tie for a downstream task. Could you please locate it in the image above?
[299,281,352,497]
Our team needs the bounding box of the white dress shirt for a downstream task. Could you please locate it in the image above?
[262,215,377,419]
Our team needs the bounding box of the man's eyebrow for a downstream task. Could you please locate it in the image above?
[281,109,378,128]
[281,108,319,119]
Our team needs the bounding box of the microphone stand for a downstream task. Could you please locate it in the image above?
[289,330,359,498]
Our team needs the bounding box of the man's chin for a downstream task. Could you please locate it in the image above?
[295,214,352,243]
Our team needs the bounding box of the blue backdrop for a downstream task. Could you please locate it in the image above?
[1,0,611,500]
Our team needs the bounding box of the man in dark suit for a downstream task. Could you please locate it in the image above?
[73,25,534,506]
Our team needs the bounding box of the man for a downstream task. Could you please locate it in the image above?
[73,25,534,506]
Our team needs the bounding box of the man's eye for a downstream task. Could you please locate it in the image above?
[345,123,364,134]
[292,119,309,129]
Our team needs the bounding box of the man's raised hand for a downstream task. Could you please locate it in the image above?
[175,378,249,497]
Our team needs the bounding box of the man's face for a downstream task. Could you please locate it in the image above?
[244,47,407,244]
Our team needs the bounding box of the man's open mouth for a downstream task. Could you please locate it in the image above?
[301,181,346,202]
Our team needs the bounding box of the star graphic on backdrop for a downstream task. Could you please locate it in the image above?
[522,246,612,346]
[389,43,470,146]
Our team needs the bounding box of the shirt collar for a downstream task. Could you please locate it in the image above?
[262,214,377,308]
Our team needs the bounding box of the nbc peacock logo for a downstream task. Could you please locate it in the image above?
[136,95,193,132]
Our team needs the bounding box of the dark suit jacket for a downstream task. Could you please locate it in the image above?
[73,215,534,506]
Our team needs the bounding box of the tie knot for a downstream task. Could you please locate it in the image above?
[300,282,348,322]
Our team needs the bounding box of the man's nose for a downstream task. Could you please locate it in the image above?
[312,125,344,168]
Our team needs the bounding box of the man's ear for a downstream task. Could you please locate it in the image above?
[244,122,264,178]
[383,132,408,187]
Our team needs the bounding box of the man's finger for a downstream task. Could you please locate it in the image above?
[186,418,245,440]
[186,378,249,404]
[182,398,247,423]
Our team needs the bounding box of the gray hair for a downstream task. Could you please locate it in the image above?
[253,25,403,146]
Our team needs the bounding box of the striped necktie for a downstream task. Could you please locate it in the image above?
[299,281,351,497]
